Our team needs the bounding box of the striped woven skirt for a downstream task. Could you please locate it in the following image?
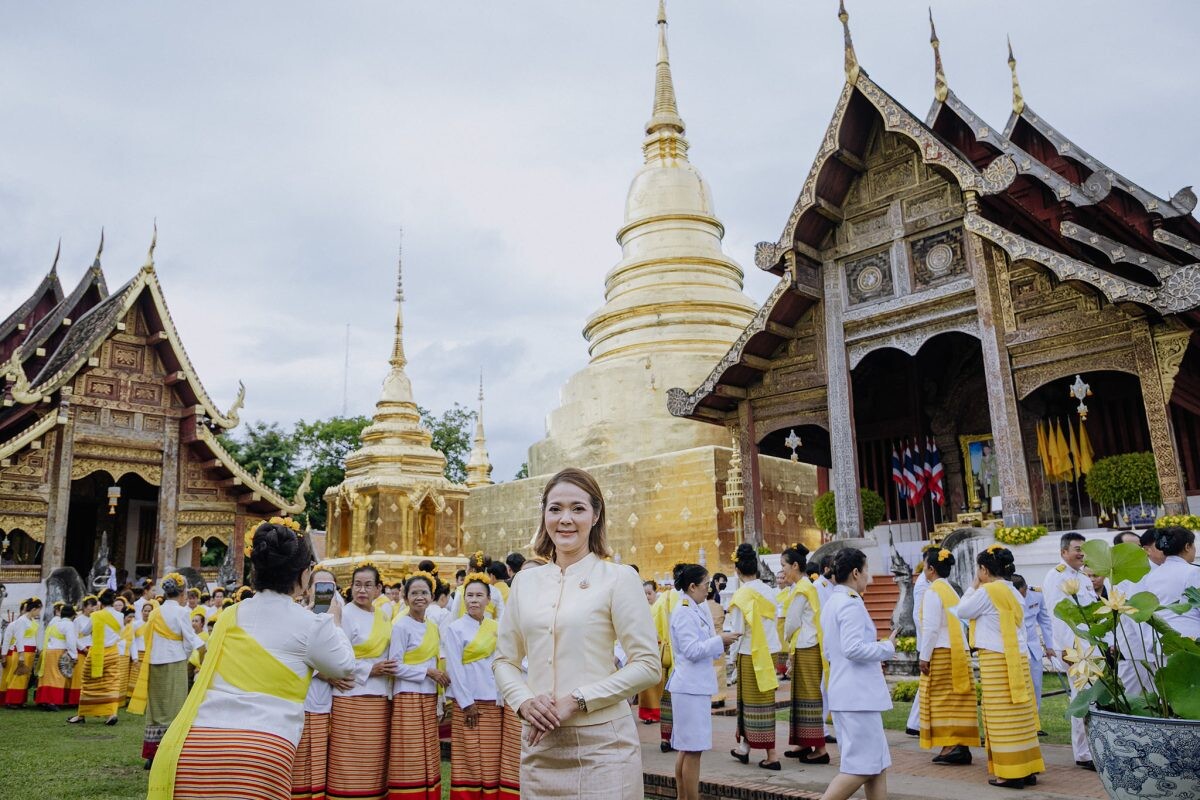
[291,711,330,800]
[789,645,825,748]
[978,650,1044,780]
[173,726,296,800]
[450,700,502,800]
[327,695,390,800]
[144,660,190,759]
[3,646,36,705]
[498,706,520,800]
[637,673,664,722]
[736,653,776,751]
[660,688,673,742]
[116,651,131,706]
[68,646,86,705]
[78,645,121,718]
[34,647,73,706]
[387,692,440,800]
[918,647,980,750]
[520,714,641,799]
[127,655,143,701]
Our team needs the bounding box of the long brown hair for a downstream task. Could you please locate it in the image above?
[532,468,610,561]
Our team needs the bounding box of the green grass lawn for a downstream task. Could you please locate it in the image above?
[0,705,452,800]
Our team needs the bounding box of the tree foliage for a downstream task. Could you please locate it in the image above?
[1085,451,1160,508]
[418,403,476,485]
[813,488,886,534]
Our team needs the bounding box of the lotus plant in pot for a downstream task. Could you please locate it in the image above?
[1053,538,1200,800]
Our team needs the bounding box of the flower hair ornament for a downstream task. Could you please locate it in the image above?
[937,548,951,562]
[985,543,1006,555]
[463,571,494,586]
[406,570,438,590]
[269,516,302,535]
[163,572,187,591]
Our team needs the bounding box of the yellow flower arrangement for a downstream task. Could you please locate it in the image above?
[463,571,494,586]
[1156,514,1200,531]
[355,559,381,575]
[993,525,1048,545]
[269,516,302,534]
[937,548,951,562]
[985,543,1007,554]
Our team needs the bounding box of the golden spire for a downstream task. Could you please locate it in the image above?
[839,0,860,84]
[929,8,948,102]
[143,220,157,270]
[390,231,407,371]
[1007,36,1025,115]
[643,0,688,162]
[465,368,494,488]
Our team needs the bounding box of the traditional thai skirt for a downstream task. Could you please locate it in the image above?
[327,695,390,800]
[291,711,330,800]
[659,687,673,743]
[978,650,1045,780]
[831,710,890,776]
[450,700,503,800]
[144,660,190,759]
[789,645,825,749]
[637,673,663,723]
[918,647,980,750]
[521,714,642,799]
[736,653,776,750]
[387,692,440,800]
[498,706,520,800]
[127,655,143,703]
[3,646,36,705]
[68,646,86,705]
[78,645,121,718]
[712,658,726,704]
[173,726,296,800]
[115,651,131,707]
[34,648,73,706]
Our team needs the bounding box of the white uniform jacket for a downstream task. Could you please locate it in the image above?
[665,598,724,697]
[821,585,894,712]
[1042,561,1097,652]
[1022,589,1055,661]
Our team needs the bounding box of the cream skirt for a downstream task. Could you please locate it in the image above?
[521,713,641,799]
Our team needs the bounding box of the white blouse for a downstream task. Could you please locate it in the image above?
[192,591,356,745]
[45,617,78,658]
[88,608,123,649]
[149,599,207,665]
[74,615,91,649]
[955,582,1029,655]
[443,614,499,708]
[7,616,39,651]
[917,579,965,661]
[389,614,438,695]
[725,580,782,655]
[783,588,819,650]
[1140,555,1200,639]
[335,602,394,698]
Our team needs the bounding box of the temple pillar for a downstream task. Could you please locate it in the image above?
[733,403,762,546]
[822,262,863,536]
[43,415,76,577]
[233,513,246,580]
[1133,324,1187,514]
[156,419,180,574]
[964,224,1034,525]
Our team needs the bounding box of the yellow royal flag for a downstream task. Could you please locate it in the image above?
[1036,420,1051,478]
[1067,417,1082,480]
[1077,419,1095,475]
[1053,419,1072,482]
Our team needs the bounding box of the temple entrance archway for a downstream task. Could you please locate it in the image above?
[850,332,988,535]
[65,471,159,582]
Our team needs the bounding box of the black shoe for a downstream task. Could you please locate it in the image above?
[730,749,750,764]
[105,715,118,726]
[710,700,726,709]
[936,746,972,766]
[758,760,781,771]
[905,727,919,736]
[1025,775,1038,786]
[988,778,1025,790]
[42,703,60,712]
[1037,730,1047,737]
[824,735,837,744]
[660,742,673,753]
[144,759,153,771]
[1076,760,1096,771]
[642,718,655,725]
[784,748,810,759]
[66,716,84,724]
[799,751,831,765]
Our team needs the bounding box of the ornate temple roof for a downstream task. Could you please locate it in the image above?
[0,251,63,363]
[668,3,1200,423]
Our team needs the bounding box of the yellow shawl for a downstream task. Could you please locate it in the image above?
[790,577,828,687]
[88,609,122,678]
[147,604,311,800]
[353,606,391,659]
[462,618,498,664]
[127,606,185,715]
[403,618,440,665]
[925,579,972,694]
[651,588,680,671]
[969,582,1029,704]
[729,585,779,693]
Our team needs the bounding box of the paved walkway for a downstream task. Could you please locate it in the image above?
[638,713,1105,800]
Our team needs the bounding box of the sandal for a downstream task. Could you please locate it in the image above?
[730,749,750,764]
[759,760,781,771]
[105,716,118,726]
[66,716,85,724]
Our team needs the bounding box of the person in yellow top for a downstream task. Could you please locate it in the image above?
[35,603,78,710]
[68,589,124,725]
[780,543,828,764]
[726,543,782,770]
[3,597,42,708]
[653,564,684,753]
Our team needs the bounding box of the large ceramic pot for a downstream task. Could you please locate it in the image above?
[1087,707,1200,800]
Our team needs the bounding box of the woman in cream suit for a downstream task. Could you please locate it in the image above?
[820,548,897,800]
[493,468,660,799]
[667,564,740,800]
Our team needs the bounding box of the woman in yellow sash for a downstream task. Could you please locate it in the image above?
[955,545,1044,790]
[127,601,152,703]
[727,543,782,770]
[36,603,78,710]
[781,543,828,764]
[117,607,136,706]
[69,589,123,725]
[3,597,41,708]
[445,572,521,800]
[147,518,357,800]
[652,566,682,753]
[387,571,448,800]
[328,563,395,800]
[916,548,978,766]
[69,595,98,706]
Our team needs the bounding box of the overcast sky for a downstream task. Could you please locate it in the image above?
[1,2,1197,481]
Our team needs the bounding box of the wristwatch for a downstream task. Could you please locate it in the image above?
[571,689,587,713]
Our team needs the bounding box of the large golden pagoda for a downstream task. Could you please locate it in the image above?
[321,250,469,582]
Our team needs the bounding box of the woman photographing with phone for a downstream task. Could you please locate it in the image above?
[493,468,660,799]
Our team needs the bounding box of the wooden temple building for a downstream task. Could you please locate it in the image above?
[0,237,304,584]
[669,5,1200,539]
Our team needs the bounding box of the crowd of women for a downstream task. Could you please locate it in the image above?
[3,464,1197,800]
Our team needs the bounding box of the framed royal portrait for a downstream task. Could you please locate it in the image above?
[959,434,998,511]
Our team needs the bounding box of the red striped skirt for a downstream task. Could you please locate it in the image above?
[387,692,440,800]
[498,706,520,800]
[451,701,501,800]
[291,711,330,800]
[3,646,36,705]
[34,648,73,706]
[173,726,296,800]
[327,695,390,800]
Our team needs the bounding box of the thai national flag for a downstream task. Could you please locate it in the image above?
[903,444,921,506]
[928,436,945,505]
[911,441,927,505]
[891,446,907,502]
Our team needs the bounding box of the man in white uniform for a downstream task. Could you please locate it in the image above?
[1041,532,1096,770]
